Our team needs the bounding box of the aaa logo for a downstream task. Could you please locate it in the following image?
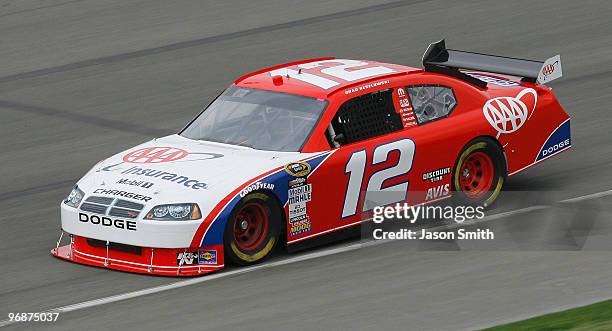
[483,88,537,137]
[123,147,188,164]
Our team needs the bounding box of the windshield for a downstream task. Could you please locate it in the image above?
[181,86,327,151]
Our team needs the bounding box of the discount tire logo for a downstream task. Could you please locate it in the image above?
[483,88,537,137]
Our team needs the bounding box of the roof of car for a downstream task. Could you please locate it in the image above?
[234,58,420,99]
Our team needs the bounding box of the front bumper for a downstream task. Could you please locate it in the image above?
[51,234,224,276]
[61,203,203,248]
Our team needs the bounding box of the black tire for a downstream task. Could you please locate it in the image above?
[224,192,281,266]
[451,137,506,208]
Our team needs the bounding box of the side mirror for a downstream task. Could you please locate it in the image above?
[333,133,347,146]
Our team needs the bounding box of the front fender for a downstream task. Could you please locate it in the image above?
[193,152,332,247]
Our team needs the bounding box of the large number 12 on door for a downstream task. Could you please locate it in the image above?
[341,139,416,218]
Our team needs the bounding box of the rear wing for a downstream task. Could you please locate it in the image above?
[422,40,562,87]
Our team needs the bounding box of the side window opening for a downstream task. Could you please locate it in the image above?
[326,89,403,147]
[406,85,457,125]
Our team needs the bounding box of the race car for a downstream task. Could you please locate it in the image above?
[52,40,570,276]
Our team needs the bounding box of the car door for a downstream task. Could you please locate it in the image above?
[287,86,418,244]
[287,81,470,245]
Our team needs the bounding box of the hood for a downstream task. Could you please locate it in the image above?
[78,135,314,210]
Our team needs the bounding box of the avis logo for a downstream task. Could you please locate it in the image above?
[426,184,450,201]
[123,147,188,164]
[483,88,537,137]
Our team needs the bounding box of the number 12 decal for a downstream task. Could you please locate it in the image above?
[269,59,395,90]
[342,139,416,218]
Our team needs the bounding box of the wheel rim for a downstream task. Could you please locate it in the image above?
[459,151,495,200]
[233,202,268,251]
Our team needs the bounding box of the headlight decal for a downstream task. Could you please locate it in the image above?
[64,186,84,208]
[145,203,201,221]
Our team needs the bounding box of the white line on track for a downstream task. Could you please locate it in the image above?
[1,188,612,328]
[561,189,612,203]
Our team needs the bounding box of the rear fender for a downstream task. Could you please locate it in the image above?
[487,86,570,175]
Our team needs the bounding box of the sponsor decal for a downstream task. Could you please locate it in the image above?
[290,218,312,236]
[123,147,223,164]
[394,87,416,128]
[425,184,450,201]
[124,147,188,163]
[284,162,311,177]
[101,163,207,190]
[536,120,571,161]
[399,107,417,127]
[483,88,537,137]
[537,55,562,84]
[93,188,152,202]
[542,63,557,76]
[288,202,307,220]
[422,167,451,183]
[344,80,390,95]
[288,177,310,223]
[177,250,218,265]
[239,182,275,198]
[288,177,306,188]
[466,73,521,87]
[198,249,217,265]
[177,252,198,266]
[117,178,154,189]
[397,88,406,97]
[79,212,136,231]
[288,184,312,205]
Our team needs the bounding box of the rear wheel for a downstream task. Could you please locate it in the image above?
[224,192,281,265]
[452,138,506,207]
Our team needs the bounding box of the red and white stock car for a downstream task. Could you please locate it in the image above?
[53,40,570,276]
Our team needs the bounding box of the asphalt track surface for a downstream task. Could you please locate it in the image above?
[1,0,611,330]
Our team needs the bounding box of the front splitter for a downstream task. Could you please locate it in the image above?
[51,236,224,277]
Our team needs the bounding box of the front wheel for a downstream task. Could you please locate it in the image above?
[224,192,281,265]
[452,138,506,207]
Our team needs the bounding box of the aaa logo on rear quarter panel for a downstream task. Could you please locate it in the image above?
[483,88,537,136]
[123,147,188,163]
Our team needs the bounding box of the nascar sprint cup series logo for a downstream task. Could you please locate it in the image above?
[483,88,537,138]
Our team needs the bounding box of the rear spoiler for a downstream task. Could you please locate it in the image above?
[422,40,562,88]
